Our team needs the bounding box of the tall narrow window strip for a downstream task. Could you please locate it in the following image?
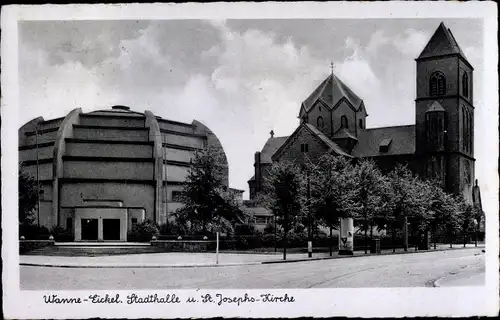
[462,108,466,151]
[462,72,469,98]
[317,116,324,128]
[341,115,348,129]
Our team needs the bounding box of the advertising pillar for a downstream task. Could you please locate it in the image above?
[339,217,354,255]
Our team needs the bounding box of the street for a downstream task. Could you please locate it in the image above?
[20,248,484,290]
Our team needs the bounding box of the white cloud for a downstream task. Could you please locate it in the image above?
[393,29,428,57]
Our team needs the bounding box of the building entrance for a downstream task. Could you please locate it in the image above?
[74,207,128,242]
[81,219,98,241]
[103,219,121,241]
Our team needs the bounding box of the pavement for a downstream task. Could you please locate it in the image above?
[19,243,485,268]
[20,247,486,289]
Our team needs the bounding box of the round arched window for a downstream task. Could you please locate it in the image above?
[317,116,324,128]
[341,115,348,129]
[430,72,446,96]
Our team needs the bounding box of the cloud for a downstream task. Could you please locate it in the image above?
[393,29,428,57]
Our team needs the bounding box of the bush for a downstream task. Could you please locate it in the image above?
[50,226,74,242]
[234,223,258,236]
[19,223,50,240]
[263,222,275,234]
[128,219,159,242]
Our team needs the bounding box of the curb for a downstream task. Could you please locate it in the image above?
[262,246,484,264]
[19,261,264,269]
[20,246,484,269]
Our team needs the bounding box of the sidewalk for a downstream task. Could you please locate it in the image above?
[20,244,485,268]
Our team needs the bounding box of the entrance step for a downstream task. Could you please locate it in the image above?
[23,243,163,257]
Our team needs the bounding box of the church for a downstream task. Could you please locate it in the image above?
[248,22,481,214]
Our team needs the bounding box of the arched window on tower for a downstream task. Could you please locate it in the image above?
[341,115,348,129]
[469,113,473,152]
[462,72,469,98]
[430,72,446,96]
[317,116,324,129]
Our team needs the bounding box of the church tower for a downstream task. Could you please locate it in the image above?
[415,22,475,202]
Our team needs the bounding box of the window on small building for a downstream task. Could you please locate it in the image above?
[379,138,392,153]
[172,191,183,202]
[430,72,446,96]
[300,143,309,153]
[462,72,469,98]
[341,115,348,129]
[317,116,324,128]
[255,216,267,224]
[359,119,363,129]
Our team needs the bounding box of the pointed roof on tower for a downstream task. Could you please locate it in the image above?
[301,73,363,113]
[417,22,468,61]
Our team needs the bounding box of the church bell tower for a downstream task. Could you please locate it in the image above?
[415,22,475,202]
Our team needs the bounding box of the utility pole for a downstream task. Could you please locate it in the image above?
[36,123,40,227]
[403,216,408,251]
[274,214,277,253]
[307,172,312,258]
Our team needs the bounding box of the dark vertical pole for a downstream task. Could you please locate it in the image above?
[307,173,312,258]
[403,216,408,252]
[329,226,333,256]
[36,123,40,228]
[475,221,478,247]
[283,205,288,261]
[274,214,277,253]
[392,223,396,253]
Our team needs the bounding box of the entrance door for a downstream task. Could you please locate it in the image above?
[103,219,121,241]
[81,219,98,241]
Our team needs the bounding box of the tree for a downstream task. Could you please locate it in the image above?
[419,180,458,249]
[456,198,479,247]
[173,146,244,235]
[262,160,305,260]
[19,166,38,224]
[308,154,358,255]
[350,159,386,254]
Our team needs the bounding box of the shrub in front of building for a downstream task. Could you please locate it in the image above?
[128,219,159,242]
[19,223,50,240]
[50,226,74,242]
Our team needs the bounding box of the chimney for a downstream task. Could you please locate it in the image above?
[254,152,261,193]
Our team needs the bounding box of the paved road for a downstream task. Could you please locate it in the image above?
[20,248,484,290]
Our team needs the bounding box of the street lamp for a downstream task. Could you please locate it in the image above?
[307,171,312,258]
[473,219,478,247]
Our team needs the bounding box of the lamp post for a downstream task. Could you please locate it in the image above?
[403,216,408,252]
[274,214,277,253]
[307,172,312,258]
[36,123,40,227]
[473,219,478,247]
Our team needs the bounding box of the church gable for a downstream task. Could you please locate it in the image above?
[272,123,350,164]
[272,125,330,164]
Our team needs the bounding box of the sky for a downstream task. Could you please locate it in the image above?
[18,18,485,199]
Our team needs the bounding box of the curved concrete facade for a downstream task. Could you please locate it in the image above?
[18,106,229,241]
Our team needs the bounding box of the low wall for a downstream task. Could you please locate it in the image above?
[151,240,217,252]
[19,240,55,254]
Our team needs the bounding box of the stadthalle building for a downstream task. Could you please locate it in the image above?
[19,105,231,241]
[249,22,482,211]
